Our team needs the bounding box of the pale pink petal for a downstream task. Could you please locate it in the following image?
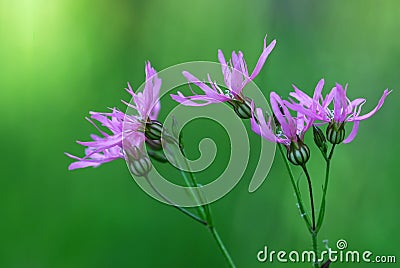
[353,89,391,121]
[343,120,360,143]
[249,38,276,80]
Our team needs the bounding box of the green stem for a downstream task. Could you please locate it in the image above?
[210,226,237,268]
[277,144,312,233]
[278,144,318,267]
[143,175,207,226]
[312,232,319,268]
[180,147,208,220]
[301,165,316,231]
[165,145,206,220]
[178,138,236,267]
[300,165,319,268]
[316,144,336,233]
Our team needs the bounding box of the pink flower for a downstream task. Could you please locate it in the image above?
[286,80,391,143]
[66,61,161,170]
[171,36,276,106]
[251,92,313,165]
[251,92,313,146]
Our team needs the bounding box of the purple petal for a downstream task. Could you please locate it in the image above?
[353,89,391,121]
[251,107,276,143]
[343,120,360,143]
[312,78,325,106]
[218,49,227,67]
[270,92,296,139]
[68,161,101,170]
[170,92,223,106]
[290,84,313,107]
[181,71,230,102]
[249,38,276,80]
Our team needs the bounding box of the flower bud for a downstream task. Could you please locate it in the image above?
[126,147,152,177]
[287,140,310,166]
[129,156,152,177]
[229,99,252,119]
[171,116,180,139]
[147,149,168,163]
[146,138,162,150]
[313,125,327,154]
[326,122,345,144]
[145,120,163,140]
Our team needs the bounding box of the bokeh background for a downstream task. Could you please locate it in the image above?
[1,0,399,267]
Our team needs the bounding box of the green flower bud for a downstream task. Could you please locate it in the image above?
[126,147,152,177]
[129,156,152,177]
[147,149,168,163]
[313,125,327,154]
[229,99,252,119]
[146,138,162,150]
[287,140,310,166]
[171,116,180,139]
[234,101,252,119]
[326,122,346,144]
[145,120,163,140]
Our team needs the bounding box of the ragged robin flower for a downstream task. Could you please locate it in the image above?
[66,61,162,169]
[251,92,313,166]
[170,36,276,119]
[286,80,391,144]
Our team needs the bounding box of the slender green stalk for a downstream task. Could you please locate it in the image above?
[301,165,319,268]
[167,134,236,268]
[165,144,206,220]
[277,144,312,232]
[143,175,207,226]
[316,144,336,233]
[312,232,319,268]
[181,148,209,219]
[210,226,237,268]
[180,148,236,267]
[301,165,316,231]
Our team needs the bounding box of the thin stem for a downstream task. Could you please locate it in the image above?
[312,232,319,268]
[301,165,317,231]
[300,165,319,268]
[210,227,237,268]
[328,144,336,160]
[180,146,208,220]
[166,145,207,220]
[143,175,207,226]
[277,144,312,233]
[177,137,236,267]
[316,144,336,233]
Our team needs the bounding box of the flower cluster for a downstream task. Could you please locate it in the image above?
[67,35,391,170]
[251,78,391,165]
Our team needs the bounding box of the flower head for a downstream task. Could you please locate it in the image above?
[286,80,391,143]
[251,92,313,165]
[171,36,276,107]
[66,61,161,170]
[251,92,313,146]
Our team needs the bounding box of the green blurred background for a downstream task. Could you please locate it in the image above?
[1,0,399,267]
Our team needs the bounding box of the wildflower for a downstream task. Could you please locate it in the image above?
[251,92,312,165]
[286,80,391,143]
[171,36,276,118]
[66,61,162,169]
